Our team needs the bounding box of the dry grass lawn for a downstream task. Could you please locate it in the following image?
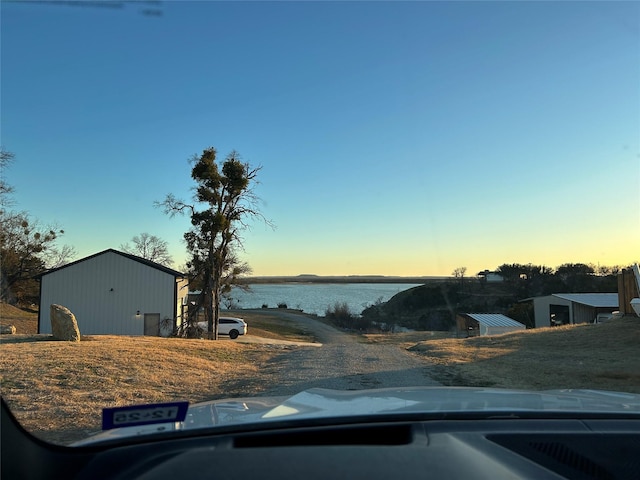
[0,306,315,445]
[234,310,318,342]
[1,335,287,444]
[407,316,640,393]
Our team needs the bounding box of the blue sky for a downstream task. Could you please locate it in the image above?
[2,1,639,276]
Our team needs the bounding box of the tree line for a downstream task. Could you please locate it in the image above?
[490,262,623,298]
[360,262,630,332]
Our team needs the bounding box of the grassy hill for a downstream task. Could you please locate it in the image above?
[362,280,521,330]
[0,303,38,334]
[406,315,640,393]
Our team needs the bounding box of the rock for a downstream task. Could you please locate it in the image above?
[0,325,16,334]
[50,304,81,342]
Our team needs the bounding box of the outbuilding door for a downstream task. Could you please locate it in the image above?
[549,304,570,326]
[144,313,160,336]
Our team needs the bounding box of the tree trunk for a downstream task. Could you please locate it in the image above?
[205,287,214,340]
[213,286,220,340]
[203,264,220,341]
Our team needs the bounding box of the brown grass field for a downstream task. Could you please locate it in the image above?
[226,310,318,342]
[405,316,640,393]
[1,335,284,444]
[0,305,313,444]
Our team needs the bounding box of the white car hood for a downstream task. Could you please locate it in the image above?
[74,386,640,445]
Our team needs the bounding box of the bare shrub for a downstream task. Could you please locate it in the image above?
[325,302,373,331]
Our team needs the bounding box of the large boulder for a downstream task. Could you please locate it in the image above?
[0,325,16,335]
[50,304,81,342]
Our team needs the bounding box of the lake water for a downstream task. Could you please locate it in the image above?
[225,283,422,316]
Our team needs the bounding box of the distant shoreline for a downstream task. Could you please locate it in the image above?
[239,275,451,284]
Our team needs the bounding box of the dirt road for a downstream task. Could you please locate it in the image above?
[236,310,440,395]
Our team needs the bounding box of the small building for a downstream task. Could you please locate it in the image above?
[456,313,526,337]
[38,249,188,336]
[530,293,619,328]
[477,270,504,283]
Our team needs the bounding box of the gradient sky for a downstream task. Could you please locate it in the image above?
[2,1,639,276]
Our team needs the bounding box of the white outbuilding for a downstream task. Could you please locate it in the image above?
[456,313,526,337]
[38,249,188,336]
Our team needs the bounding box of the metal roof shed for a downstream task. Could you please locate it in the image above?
[38,249,188,336]
[530,293,618,328]
[456,313,526,337]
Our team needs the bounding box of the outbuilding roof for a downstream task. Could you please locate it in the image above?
[551,293,618,308]
[462,313,525,328]
[40,248,186,278]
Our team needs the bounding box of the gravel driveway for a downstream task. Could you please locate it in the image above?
[238,310,441,396]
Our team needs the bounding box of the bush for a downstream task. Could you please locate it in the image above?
[325,302,373,331]
[277,302,288,309]
[223,297,240,309]
[325,301,351,320]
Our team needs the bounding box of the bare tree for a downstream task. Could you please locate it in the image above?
[452,266,467,288]
[0,213,65,303]
[157,148,268,339]
[1,148,15,208]
[0,149,76,303]
[43,244,78,269]
[452,266,467,280]
[120,233,174,267]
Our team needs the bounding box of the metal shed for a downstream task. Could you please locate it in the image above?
[531,293,618,328]
[38,249,188,336]
[456,313,526,337]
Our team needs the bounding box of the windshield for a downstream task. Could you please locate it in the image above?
[1,0,639,446]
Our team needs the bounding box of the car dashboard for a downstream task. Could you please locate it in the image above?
[3,398,640,480]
